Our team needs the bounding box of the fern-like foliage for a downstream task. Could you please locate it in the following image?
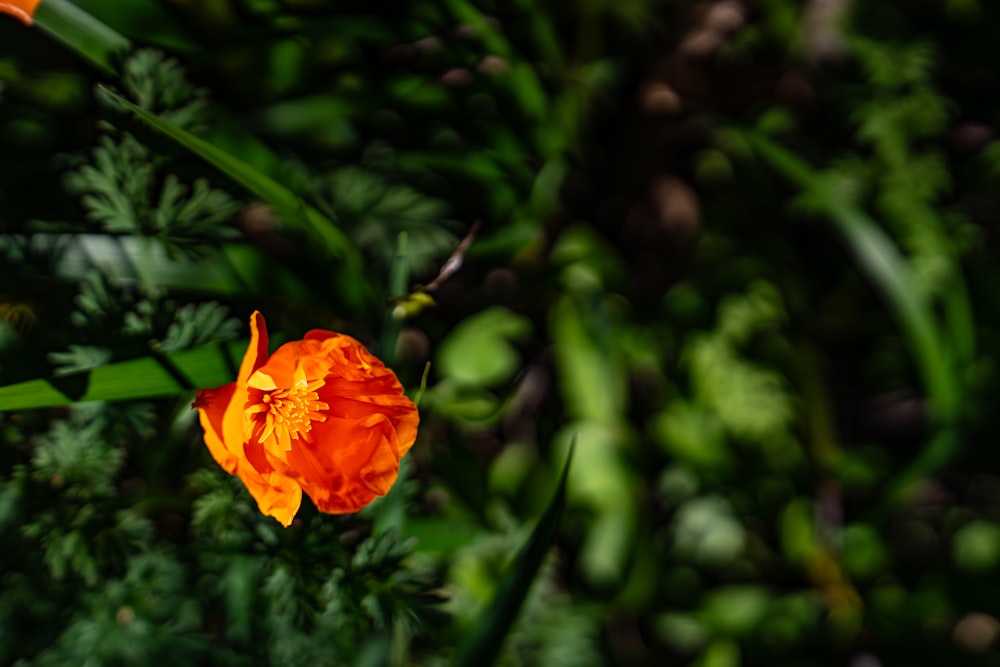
[157,302,242,352]
[64,134,239,258]
[46,271,239,376]
[47,344,112,376]
[843,37,969,296]
[314,166,458,276]
[117,49,209,131]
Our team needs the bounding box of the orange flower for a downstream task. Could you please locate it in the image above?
[193,311,419,526]
[0,0,41,25]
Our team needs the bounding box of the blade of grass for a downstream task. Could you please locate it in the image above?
[451,439,575,667]
[70,0,201,54]
[99,88,368,308]
[741,130,960,424]
[741,130,965,504]
[34,0,131,75]
[512,0,564,70]
[101,88,355,259]
[0,340,245,411]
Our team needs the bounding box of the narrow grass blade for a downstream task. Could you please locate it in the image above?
[101,88,355,258]
[451,440,575,667]
[740,130,960,424]
[740,130,969,504]
[34,0,131,75]
[0,340,245,411]
[98,88,368,310]
[71,0,201,54]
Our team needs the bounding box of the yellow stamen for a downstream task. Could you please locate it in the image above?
[247,379,328,451]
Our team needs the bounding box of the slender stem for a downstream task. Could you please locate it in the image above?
[378,232,409,367]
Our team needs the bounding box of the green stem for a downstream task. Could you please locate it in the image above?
[378,232,409,367]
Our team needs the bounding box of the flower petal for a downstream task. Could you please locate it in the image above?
[284,437,380,514]
[355,414,404,495]
[193,383,238,474]
[243,439,275,474]
[235,466,302,527]
[321,378,419,455]
[240,310,270,384]
[198,312,269,465]
[276,410,408,513]
[195,379,303,526]
[249,336,334,391]
[194,311,418,525]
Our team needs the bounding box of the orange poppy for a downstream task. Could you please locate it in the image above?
[0,0,41,25]
[193,311,419,526]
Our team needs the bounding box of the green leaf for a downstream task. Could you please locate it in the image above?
[651,404,728,470]
[352,635,392,667]
[404,515,481,556]
[695,640,741,667]
[118,49,209,129]
[100,87,351,254]
[422,380,501,424]
[699,586,771,637]
[451,441,574,667]
[0,340,245,411]
[70,0,201,54]
[158,302,240,353]
[549,295,625,423]
[437,307,532,386]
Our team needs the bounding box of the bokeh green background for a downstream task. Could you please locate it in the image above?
[3,0,1000,665]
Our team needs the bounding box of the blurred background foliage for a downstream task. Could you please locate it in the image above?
[3,0,1000,665]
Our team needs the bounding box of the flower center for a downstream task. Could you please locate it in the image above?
[246,379,329,452]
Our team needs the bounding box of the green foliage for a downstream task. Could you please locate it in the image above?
[55,50,238,259]
[685,282,795,448]
[4,0,1000,666]
[437,307,531,386]
[0,402,445,667]
[118,48,208,130]
[64,134,239,257]
[30,412,123,496]
[48,344,112,375]
[453,445,573,667]
[317,167,458,276]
